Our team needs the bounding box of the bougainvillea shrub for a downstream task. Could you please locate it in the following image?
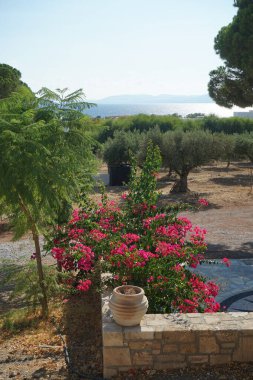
[48,144,229,313]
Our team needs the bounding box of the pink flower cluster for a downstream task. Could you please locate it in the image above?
[198,198,209,206]
[49,193,228,313]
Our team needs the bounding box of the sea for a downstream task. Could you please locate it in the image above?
[84,103,249,118]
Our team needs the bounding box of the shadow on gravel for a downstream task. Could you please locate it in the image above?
[206,242,253,259]
[211,174,252,187]
[202,165,239,173]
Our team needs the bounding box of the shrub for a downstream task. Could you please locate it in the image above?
[48,144,229,313]
[103,130,142,166]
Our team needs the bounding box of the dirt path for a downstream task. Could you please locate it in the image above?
[183,205,253,258]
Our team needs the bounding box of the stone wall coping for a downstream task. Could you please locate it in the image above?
[103,312,253,333]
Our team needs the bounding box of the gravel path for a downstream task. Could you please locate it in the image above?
[182,205,253,258]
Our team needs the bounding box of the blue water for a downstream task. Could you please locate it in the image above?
[84,103,239,118]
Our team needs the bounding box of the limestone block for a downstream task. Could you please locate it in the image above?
[210,354,231,365]
[163,331,195,343]
[233,336,253,362]
[103,331,123,346]
[220,342,236,349]
[103,322,123,333]
[124,326,154,340]
[132,351,153,365]
[163,344,178,353]
[156,354,185,362]
[215,331,239,343]
[129,341,153,350]
[199,336,219,354]
[103,367,118,378]
[188,355,209,364]
[152,341,161,350]
[154,331,163,339]
[103,347,131,366]
[179,343,197,354]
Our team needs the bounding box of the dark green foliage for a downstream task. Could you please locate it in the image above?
[0,63,23,99]
[103,130,142,166]
[0,108,95,237]
[235,133,253,162]
[208,1,253,107]
[126,142,162,215]
[97,114,184,143]
[136,127,165,167]
[212,133,237,166]
[0,86,97,317]
[201,115,253,134]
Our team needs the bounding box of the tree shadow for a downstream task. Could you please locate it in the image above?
[202,165,239,173]
[0,262,29,314]
[235,162,253,169]
[210,174,252,187]
[206,242,253,259]
[158,192,222,211]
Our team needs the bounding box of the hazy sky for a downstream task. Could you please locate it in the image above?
[0,0,237,100]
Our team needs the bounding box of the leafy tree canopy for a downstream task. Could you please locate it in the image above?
[0,63,28,99]
[161,130,215,192]
[208,0,253,108]
[36,87,96,124]
[0,86,97,317]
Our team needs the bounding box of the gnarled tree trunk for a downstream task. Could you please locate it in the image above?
[170,171,189,193]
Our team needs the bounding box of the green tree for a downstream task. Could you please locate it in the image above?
[103,130,141,166]
[235,133,253,162]
[36,87,97,223]
[208,0,253,107]
[36,87,95,126]
[0,63,26,99]
[0,90,96,318]
[162,130,215,193]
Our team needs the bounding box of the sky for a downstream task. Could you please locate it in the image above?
[0,0,237,100]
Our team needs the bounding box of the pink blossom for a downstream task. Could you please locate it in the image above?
[198,198,209,206]
[222,257,231,267]
[77,279,92,292]
[122,233,140,245]
[90,229,107,242]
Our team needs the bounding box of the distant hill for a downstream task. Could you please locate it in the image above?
[93,94,213,104]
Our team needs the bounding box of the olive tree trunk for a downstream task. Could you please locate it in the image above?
[170,171,189,193]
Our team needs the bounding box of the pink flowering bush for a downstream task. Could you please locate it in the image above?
[48,144,229,313]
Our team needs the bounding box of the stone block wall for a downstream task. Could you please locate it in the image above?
[103,312,253,379]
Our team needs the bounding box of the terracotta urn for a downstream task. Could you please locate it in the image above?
[108,285,148,326]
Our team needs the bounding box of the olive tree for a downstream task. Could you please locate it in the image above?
[235,133,253,163]
[103,130,141,166]
[161,130,216,193]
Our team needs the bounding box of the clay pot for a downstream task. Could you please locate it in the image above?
[109,285,148,326]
